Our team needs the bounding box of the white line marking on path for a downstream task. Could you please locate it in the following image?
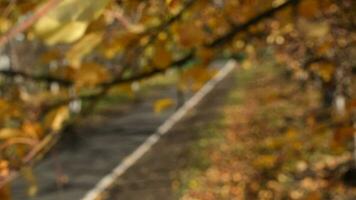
[81,60,237,200]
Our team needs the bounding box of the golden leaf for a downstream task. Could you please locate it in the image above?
[0,163,12,200]
[34,0,110,45]
[40,49,62,63]
[101,32,138,59]
[66,32,104,68]
[0,99,21,120]
[310,62,335,82]
[44,106,70,131]
[298,20,330,40]
[74,63,110,88]
[152,41,172,69]
[179,66,216,91]
[166,0,180,13]
[253,155,277,169]
[38,21,88,45]
[0,160,10,178]
[174,21,205,48]
[109,83,134,97]
[275,7,293,27]
[0,128,23,140]
[154,98,175,113]
[0,18,12,33]
[298,0,319,19]
[242,60,252,69]
[22,121,43,139]
[316,40,333,56]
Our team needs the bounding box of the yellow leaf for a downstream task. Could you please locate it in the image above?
[316,40,332,56]
[0,128,23,140]
[310,62,335,82]
[275,6,293,27]
[242,59,252,69]
[253,155,277,169]
[74,63,110,88]
[154,98,175,113]
[40,49,62,63]
[285,129,298,140]
[66,32,104,68]
[0,163,11,200]
[0,18,12,33]
[22,121,43,139]
[40,21,89,45]
[44,106,70,131]
[0,99,21,120]
[101,32,138,59]
[264,137,284,150]
[34,0,110,45]
[298,20,330,39]
[0,160,10,178]
[166,0,180,13]
[109,83,134,97]
[180,66,216,91]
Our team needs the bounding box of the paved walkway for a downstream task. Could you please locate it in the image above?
[12,87,178,200]
[105,71,235,200]
[11,61,233,200]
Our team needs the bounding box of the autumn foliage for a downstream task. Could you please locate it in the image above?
[0,0,354,198]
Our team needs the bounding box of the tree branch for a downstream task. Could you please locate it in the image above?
[99,0,300,91]
[0,0,197,86]
[44,0,299,111]
[207,0,300,48]
[0,69,73,86]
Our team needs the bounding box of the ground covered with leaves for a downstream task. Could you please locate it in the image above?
[177,62,356,200]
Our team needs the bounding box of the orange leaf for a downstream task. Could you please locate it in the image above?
[152,40,172,69]
[298,0,319,19]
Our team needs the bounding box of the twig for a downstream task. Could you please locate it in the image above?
[0,131,60,187]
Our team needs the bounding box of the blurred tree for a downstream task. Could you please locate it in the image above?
[0,0,354,198]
